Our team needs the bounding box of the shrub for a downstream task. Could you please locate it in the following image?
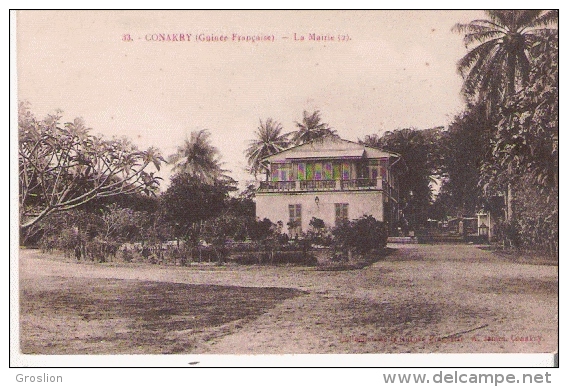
[248,218,274,241]
[120,247,136,262]
[271,250,317,266]
[230,252,267,265]
[512,179,558,256]
[307,217,332,246]
[229,250,316,266]
[332,215,387,255]
[83,238,120,263]
[309,217,325,230]
[493,220,520,250]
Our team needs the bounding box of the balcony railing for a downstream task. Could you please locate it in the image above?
[258,178,383,193]
[300,180,337,190]
[341,178,378,190]
[258,180,296,192]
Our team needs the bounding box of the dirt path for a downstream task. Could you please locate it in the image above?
[18,245,558,354]
[202,245,557,354]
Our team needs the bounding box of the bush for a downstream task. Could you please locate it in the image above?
[248,218,274,241]
[332,215,387,256]
[194,246,221,262]
[272,250,317,266]
[493,220,520,250]
[82,238,120,263]
[230,252,267,265]
[307,217,333,246]
[512,180,558,256]
[229,250,316,266]
[225,241,262,252]
[489,179,558,256]
[120,247,136,262]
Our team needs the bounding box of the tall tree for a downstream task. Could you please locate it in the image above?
[160,173,230,240]
[18,103,164,231]
[291,110,337,145]
[436,106,493,217]
[453,10,557,221]
[486,32,558,192]
[245,118,290,178]
[484,32,557,254]
[168,129,231,184]
[453,10,557,112]
[362,128,438,229]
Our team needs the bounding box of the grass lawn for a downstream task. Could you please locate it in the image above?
[20,276,304,354]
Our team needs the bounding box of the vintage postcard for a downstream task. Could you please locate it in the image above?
[11,10,558,368]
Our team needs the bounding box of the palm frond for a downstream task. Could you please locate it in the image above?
[456,40,499,77]
[454,10,556,111]
[291,110,335,145]
[463,29,504,48]
[475,49,508,108]
[453,21,505,35]
[168,129,228,183]
[467,19,508,32]
[245,118,290,177]
[525,28,559,38]
[527,10,558,28]
[486,10,516,30]
[514,10,545,30]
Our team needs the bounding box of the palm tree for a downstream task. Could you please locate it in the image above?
[291,110,337,145]
[168,129,230,184]
[453,10,558,111]
[454,10,557,222]
[245,118,290,178]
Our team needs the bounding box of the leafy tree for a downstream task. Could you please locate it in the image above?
[220,185,258,236]
[202,214,249,262]
[98,203,140,242]
[239,183,257,201]
[137,209,173,247]
[435,106,493,217]
[453,10,558,112]
[225,194,255,219]
[291,110,337,145]
[35,204,151,262]
[168,129,232,184]
[483,33,557,254]
[360,134,382,149]
[362,128,438,229]
[160,173,231,240]
[246,118,290,178]
[87,192,160,214]
[247,218,275,242]
[484,32,558,192]
[34,209,89,253]
[18,103,164,231]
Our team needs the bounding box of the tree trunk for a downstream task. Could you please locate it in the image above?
[506,182,513,222]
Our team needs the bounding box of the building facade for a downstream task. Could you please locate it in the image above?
[256,137,403,236]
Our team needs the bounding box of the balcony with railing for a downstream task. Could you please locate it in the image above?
[258,178,383,193]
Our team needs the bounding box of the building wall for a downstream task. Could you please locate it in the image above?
[256,190,384,234]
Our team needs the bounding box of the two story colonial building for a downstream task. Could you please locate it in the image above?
[256,136,404,236]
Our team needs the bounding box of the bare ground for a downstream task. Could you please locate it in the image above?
[18,244,558,354]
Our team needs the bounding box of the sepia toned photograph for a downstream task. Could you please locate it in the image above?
[12,10,558,366]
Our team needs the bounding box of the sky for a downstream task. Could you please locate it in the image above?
[16,10,486,190]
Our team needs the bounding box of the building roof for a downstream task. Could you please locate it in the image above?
[263,136,399,163]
